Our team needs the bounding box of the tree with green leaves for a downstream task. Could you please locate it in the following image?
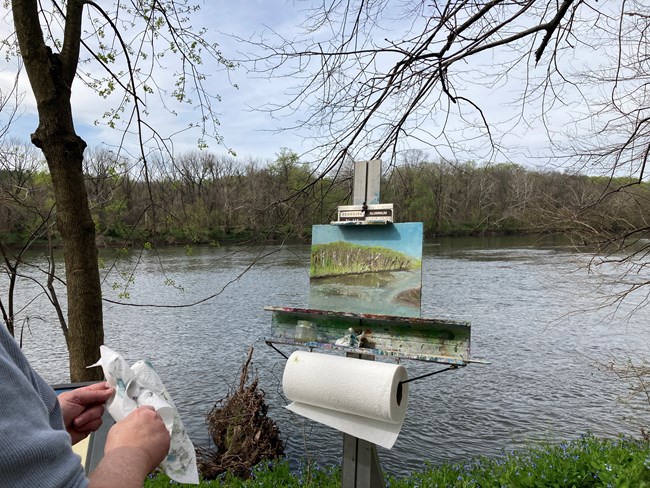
[8,0,232,381]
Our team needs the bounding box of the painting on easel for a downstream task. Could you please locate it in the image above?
[309,222,423,317]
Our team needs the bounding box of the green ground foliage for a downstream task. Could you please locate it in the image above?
[310,241,421,278]
[145,434,650,487]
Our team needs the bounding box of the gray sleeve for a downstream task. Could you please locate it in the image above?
[0,329,89,488]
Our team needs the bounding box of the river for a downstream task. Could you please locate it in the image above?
[12,235,650,477]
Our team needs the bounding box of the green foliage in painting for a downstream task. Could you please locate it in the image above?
[310,241,421,278]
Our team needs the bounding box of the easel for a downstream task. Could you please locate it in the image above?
[266,160,474,488]
[342,429,385,487]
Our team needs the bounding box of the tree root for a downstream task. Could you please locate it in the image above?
[196,346,284,480]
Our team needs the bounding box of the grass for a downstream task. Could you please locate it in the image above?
[310,241,421,278]
[144,434,650,487]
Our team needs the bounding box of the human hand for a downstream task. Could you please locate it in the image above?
[89,406,171,487]
[104,406,171,475]
[58,382,114,445]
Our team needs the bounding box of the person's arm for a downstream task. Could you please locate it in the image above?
[58,382,114,444]
[88,406,171,488]
[0,328,89,487]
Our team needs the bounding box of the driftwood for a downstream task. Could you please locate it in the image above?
[196,347,284,480]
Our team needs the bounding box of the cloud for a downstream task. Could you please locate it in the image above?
[0,2,308,162]
[0,1,629,174]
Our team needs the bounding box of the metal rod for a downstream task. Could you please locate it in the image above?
[265,341,289,359]
[399,365,458,385]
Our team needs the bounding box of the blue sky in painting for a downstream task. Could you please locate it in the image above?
[311,223,423,259]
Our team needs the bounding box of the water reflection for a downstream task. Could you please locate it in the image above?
[309,269,421,317]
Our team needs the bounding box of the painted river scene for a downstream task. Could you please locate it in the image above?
[15,235,650,478]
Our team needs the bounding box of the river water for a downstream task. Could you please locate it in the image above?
[12,235,650,476]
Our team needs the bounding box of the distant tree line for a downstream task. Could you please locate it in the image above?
[1,144,647,249]
[384,153,649,241]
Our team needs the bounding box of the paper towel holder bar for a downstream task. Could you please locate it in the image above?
[398,364,459,386]
[266,340,462,387]
[266,341,290,360]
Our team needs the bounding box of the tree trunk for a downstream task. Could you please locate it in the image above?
[40,136,104,382]
[13,0,104,381]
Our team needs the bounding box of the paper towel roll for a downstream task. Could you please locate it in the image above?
[282,350,409,449]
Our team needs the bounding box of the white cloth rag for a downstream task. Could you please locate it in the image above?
[91,345,199,484]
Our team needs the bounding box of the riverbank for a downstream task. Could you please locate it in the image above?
[145,434,650,487]
[6,226,563,252]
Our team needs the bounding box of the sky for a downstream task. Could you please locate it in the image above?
[0,1,628,172]
[0,1,310,163]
